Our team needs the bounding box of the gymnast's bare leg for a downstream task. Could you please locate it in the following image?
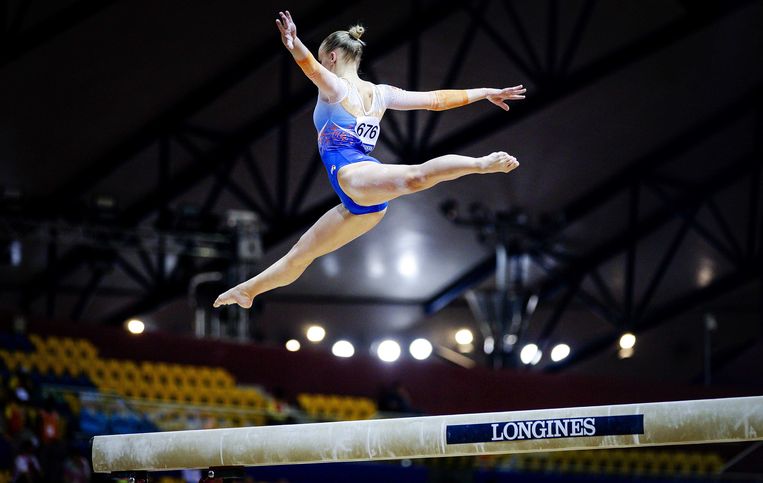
[337,151,518,207]
[214,204,385,308]
[213,152,516,309]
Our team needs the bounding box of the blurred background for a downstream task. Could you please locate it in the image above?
[0,0,761,481]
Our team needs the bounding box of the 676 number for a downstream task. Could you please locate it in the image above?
[356,123,378,139]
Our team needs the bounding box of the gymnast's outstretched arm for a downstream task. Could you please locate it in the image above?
[276,11,345,102]
[378,84,526,112]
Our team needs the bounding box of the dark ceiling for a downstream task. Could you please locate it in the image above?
[0,0,761,386]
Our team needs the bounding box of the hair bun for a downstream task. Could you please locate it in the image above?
[348,25,365,41]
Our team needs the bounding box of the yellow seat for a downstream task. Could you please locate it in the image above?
[28,334,45,353]
[209,389,229,407]
[179,388,199,405]
[240,389,263,409]
[355,398,377,419]
[210,369,234,389]
[228,390,243,407]
[196,367,214,389]
[136,385,155,401]
[167,365,186,388]
[183,370,200,390]
[164,387,182,403]
[139,361,158,386]
[312,395,331,419]
[121,384,140,399]
[74,339,98,360]
[59,338,79,360]
[297,394,317,417]
[42,336,63,359]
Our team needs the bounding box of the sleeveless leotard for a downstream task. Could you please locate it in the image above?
[313,78,388,215]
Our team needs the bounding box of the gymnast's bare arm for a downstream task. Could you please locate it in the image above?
[276,10,345,102]
[379,84,527,112]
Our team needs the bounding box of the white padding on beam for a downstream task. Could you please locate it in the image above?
[92,395,763,472]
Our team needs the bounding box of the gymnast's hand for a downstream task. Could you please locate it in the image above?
[275,10,298,50]
[486,85,526,111]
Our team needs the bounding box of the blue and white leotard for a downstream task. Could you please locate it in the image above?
[311,75,464,214]
[313,78,389,215]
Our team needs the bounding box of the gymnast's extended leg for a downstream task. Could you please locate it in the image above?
[337,151,519,206]
[214,204,386,308]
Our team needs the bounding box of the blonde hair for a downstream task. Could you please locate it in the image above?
[320,24,366,64]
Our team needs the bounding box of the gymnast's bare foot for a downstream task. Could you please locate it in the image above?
[213,285,254,309]
[479,151,519,174]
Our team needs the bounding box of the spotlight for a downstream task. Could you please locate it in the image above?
[550,343,570,362]
[285,339,301,352]
[619,333,636,350]
[306,325,326,343]
[520,343,541,365]
[332,340,355,358]
[483,336,495,354]
[126,319,145,335]
[454,329,474,345]
[409,338,433,360]
[377,340,401,362]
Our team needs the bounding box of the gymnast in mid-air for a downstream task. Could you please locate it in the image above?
[214,10,525,309]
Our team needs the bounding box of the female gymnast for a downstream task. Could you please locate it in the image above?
[214,11,525,309]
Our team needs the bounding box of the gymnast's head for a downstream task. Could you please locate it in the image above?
[318,24,366,72]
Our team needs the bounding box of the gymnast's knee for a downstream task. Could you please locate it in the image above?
[285,244,315,271]
[403,166,427,191]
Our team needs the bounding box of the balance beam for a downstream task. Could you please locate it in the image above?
[92,395,763,473]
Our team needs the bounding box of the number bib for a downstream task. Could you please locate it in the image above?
[354,116,381,148]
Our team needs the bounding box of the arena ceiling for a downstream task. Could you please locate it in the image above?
[1,0,761,386]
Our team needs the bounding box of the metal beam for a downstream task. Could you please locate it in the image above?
[558,0,596,75]
[70,267,107,321]
[501,0,543,75]
[422,1,755,161]
[547,265,761,373]
[31,1,461,219]
[425,85,762,313]
[424,254,496,315]
[536,155,756,299]
[540,158,762,371]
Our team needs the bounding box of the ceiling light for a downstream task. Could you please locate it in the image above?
[409,338,433,360]
[332,340,355,358]
[306,325,326,342]
[520,343,541,365]
[126,319,145,335]
[619,332,636,350]
[377,340,401,362]
[454,328,474,345]
[483,336,495,354]
[285,339,301,352]
[550,343,570,362]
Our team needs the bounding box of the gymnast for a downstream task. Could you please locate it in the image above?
[214,10,525,309]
